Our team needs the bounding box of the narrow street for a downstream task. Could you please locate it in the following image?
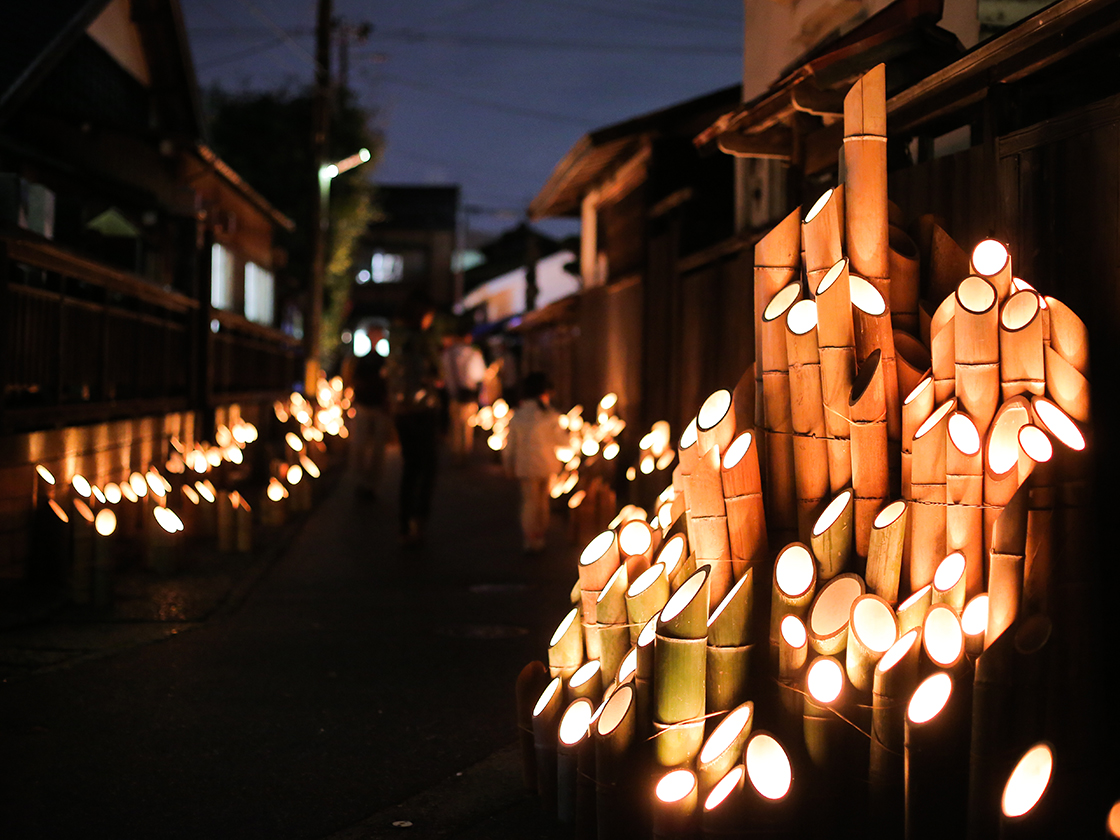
[0,450,568,838]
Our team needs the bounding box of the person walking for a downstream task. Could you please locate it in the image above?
[440,324,487,465]
[345,324,390,498]
[504,372,567,553]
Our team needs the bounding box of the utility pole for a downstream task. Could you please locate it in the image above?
[306,0,332,392]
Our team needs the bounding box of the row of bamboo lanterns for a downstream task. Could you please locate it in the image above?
[516,63,1105,838]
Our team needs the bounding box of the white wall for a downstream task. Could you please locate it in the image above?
[461,249,581,322]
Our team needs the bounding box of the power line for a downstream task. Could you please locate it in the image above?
[198,36,287,70]
[230,0,321,73]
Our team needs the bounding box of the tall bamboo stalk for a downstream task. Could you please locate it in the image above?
[755,206,803,433]
[909,398,955,590]
[889,226,921,334]
[902,376,935,501]
[850,349,890,557]
[1042,295,1089,375]
[955,275,1001,437]
[930,293,956,403]
[946,410,984,596]
[786,299,831,539]
[810,489,853,581]
[851,276,901,446]
[894,330,931,408]
[533,677,565,817]
[869,628,921,838]
[803,186,846,294]
[762,283,803,535]
[696,389,736,456]
[722,431,768,577]
[517,660,549,790]
[999,290,1045,401]
[814,258,856,494]
[866,499,907,604]
[983,396,1031,561]
[846,593,898,692]
[770,543,818,644]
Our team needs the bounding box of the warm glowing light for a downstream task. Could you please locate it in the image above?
[908,672,952,724]
[216,425,233,448]
[679,418,698,452]
[816,257,846,295]
[972,239,1009,277]
[656,769,696,803]
[567,490,586,509]
[596,684,633,736]
[571,659,601,689]
[807,657,844,703]
[94,508,117,536]
[619,520,653,557]
[813,490,851,537]
[73,499,94,523]
[698,390,732,432]
[878,629,920,674]
[899,585,931,613]
[183,485,201,504]
[657,534,686,577]
[285,432,304,452]
[923,605,964,667]
[638,613,659,648]
[71,475,92,497]
[1018,425,1053,463]
[146,470,166,498]
[550,607,579,647]
[1032,398,1085,451]
[962,594,989,636]
[267,479,286,502]
[618,648,638,683]
[636,454,652,474]
[599,393,618,411]
[1001,743,1053,818]
[206,447,222,467]
[705,766,745,812]
[934,553,966,592]
[287,464,304,485]
[299,455,321,478]
[153,506,184,534]
[533,677,562,718]
[1002,290,1040,330]
[775,545,814,597]
[763,283,801,322]
[810,576,862,638]
[987,401,1031,474]
[852,596,897,653]
[723,433,753,470]
[786,299,818,335]
[657,500,673,531]
[104,483,122,504]
[700,704,753,764]
[1107,800,1120,837]
[781,615,807,648]
[746,734,792,800]
[120,482,138,503]
[581,438,600,458]
[915,399,956,440]
[661,570,706,624]
[874,500,906,529]
[948,413,981,455]
[580,531,616,568]
[90,485,106,504]
[196,481,216,503]
[558,698,594,746]
[129,473,148,497]
[805,188,834,223]
[709,573,749,627]
[957,275,996,313]
[36,465,56,485]
[904,375,933,406]
[850,276,886,315]
[603,442,620,460]
[49,499,69,523]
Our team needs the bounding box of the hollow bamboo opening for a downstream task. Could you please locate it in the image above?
[776,544,815,598]
[805,189,835,223]
[699,703,754,765]
[1002,290,1040,331]
[787,299,818,335]
[1032,396,1086,451]
[813,490,852,538]
[595,682,632,736]
[809,575,863,646]
[914,398,956,442]
[1001,743,1054,819]
[570,660,601,691]
[657,769,697,803]
[877,628,920,677]
[875,500,906,529]
[619,519,653,557]
[723,432,753,470]
[807,656,844,704]
[948,413,981,456]
[551,607,579,647]
[704,766,745,812]
[850,275,886,315]
[972,240,1009,278]
[816,257,846,295]
[904,375,933,408]
[933,553,966,594]
[763,283,803,323]
[922,604,964,668]
[746,733,793,800]
[628,563,664,599]
[907,672,952,724]
[698,389,732,433]
[852,595,898,654]
[957,275,997,314]
[558,697,594,747]
[1018,425,1053,463]
[533,677,562,719]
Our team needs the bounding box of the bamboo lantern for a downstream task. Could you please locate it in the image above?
[1017,425,1052,486]
[803,655,850,771]
[1043,344,1090,423]
[894,330,931,407]
[846,593,898,693]
[721,431,768,577]
[807,572,865,655]
[696,389,736,456]
[700,765,747,837]
[930,294,956,403]
[844,64,889,284]
[579,530,621,660]
[955,275,1001,436]
[851,277,901,444]
[770,543,817,644]
[889,226,921,333]
[999,290,1046,401]
[569,659,603,705]
[866,500,907,603]
[809,489,853,581]
[869,628,922,837]
[557,697,595,827]
[1000,743,1055,836]
[803,185,846,293]
[946,410,984,596]
[150,503,185,573]
[850,349,890,556]
[971,238,1013,301]
[909,398,955,591]
[743,732,796,832]
[678,419,699,546]
[786,299,831,539]
[690,446,733,605]
[778,614,809,681]
[653,568,710,766]
[987,483,1030,650]
[983,396,1032,561]
[761,283,803,534]
[234,492,252,553]
[626,563,669,643]
[754,206,803,432]
[814,258,856,494]
[594,684,641,840]
[70,497,95,602]
[549,606,584,679]
[905,672,969,840]
[516,661,549,790]
[926,221,971,307]
[635,614,658,730]
[532,677,565,817]
[896,584,933,635]
[92,508,116,608]
[656,533,693,592]
[932,552,967,612]
[922,603,965,673]
[1042,295,1089,374]
[653,769,698,840]
[962,593,988,657]
[902,376,935,500]
[706,570,754,713]
[1031,395,1086,454]
[696,701,754,794]
[598,566,633,682]
[619,518,655,580]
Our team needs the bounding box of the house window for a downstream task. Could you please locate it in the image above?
[369,251,404,283]
[211,243,236,310]
[244,262,275,325]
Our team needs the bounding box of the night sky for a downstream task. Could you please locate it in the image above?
[180,0,743,237]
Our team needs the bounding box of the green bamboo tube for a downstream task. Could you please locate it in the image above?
[548,606,584,679]
[569,659,604,705]
[595,684,640,840]
[696,388,736,461]
[909,398,955,591]
[516,660,549,790]
[596,563,630,626]
[708,567,754,648]
[653,718,706,767]
[743,732,796,829]
[656,533,692,592]
[598,623,631,688]
[616,646,638,686]
[962,594,988,658]
[897,584,932,635]
[636,614,659,680]
[870,627,922,835]
[557,697,595,826]
[700,766,747,837]
[866,499,907,604]
[570,578,581,606]
[778,614,809,681]
[769,543,817,643]
[846,593,898,693]
[922,603,965,671]
[807,573,865,656]
[659,566,710,640]
[627,564,669,643]
[654,633,707,723]
[802,655,850,771]
[696,701,754,794]
[809,489,853,581]
[932,552,967,612]
[532,677,565,817]
[706,643,752,714]
[653,768,699,839]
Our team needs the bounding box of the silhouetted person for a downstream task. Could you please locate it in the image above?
[344,324,390,498]
[440,323,486,466]
[504,372,566,553]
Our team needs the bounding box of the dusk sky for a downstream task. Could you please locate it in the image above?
[180,0,743,238]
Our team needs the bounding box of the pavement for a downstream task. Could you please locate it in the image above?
[0,444,572,839]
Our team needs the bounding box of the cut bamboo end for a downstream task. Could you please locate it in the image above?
[1043,295,1089,374]
[961,593,988,657]
[902,376,935,498]
[850,276,901,441]
[579,530,621,591]
[549,607,584,679]
[755,204,803,268]
[922,603,964,670]
[697,703,754,796]
[810,489,853,580]
[815,257,856,349]
[866,500,907,603]
[850,350,890,555]
[779,614,809,680]
[1030,395,1086,452]
[770,543,818,641]
[636,613,659,680]
[762,283,804,373]
[844,134,889,280]
[708,566,754,648]
[1001,743,1054,821]
[706,642,752,714]
[970,238,1013,300]
[803,185,845,274]
[679,417,699,475]
[894,330,931,407]
[659,566,711,639]
[517,661,550,790]
[932,552,967,612]
[896,584,932,636]
[792,435,830,544]
[873,627,921,703]
[846,593,899,693]
[596,564,630,626]
[1044,344,1091,423]
[690,445,727,518]
[1000,290,1045,401]
[627,563,670,644]
[657,533,692,591]
[697,389,736,456]
[569,659,604,705]
[807,573,866,655]
[654,768,699,836]
[745,732,794,802]
[722,432,763,498]
[532,676,565,812]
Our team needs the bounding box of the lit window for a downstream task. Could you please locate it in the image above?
[211,243,236,310]
[244,262,275,325]
[370,252,404,283]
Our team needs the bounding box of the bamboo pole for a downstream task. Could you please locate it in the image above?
[653,769,698,839]
[706,570,755,713]
[987,483,1029,649]
[983,396,1032,561]
[905,672,970,840]
[654,632,707,724]
[902,376,935,500]
[846,592,898,693]
[869,628,921,839]
[807,572,866,656]
[743,732,796,829]
[946,410,984,597]
[961,593,988,658]
[691,514,733,607]
[955,275,1001,436]
[786,299,831,539]
[850,349,890,556]
[778,614,809,681]
[896,584,933,636]
[851,277,901,445]
[866,500,907,604]
[762,283,803,534]
[557,697,595,828]
[721,432,768,576]
[627,563,670,643]
[1042,295,1089,375]
[697,389,736,456]
[894,330,931,409]
[598,625,631,691]
[533,677,565,817]
[1043,345,1090,423]
[814,258,856,494]
[844,64,888,278]
[932,552,967,612]
[579,530,622,660]
[656,533,692,592]
[970,239,1013,302]
[549,606,584,679]
[652,717,707,768]
[803,185,846,293]
[889,226,921,334]
[594,684,641,840]
[596,564,629,627]
[569,659,603,705]
[803,655,852,773]
[770,543,818,643]
[922,602,965,671]
[809,489,853,581]
[909,398,955,590]
[660,566,711,640]
[679,418,699,548]
[700,765,747,837]
[999,290,1045,401]
[517,660,549,790]
[999,743,1055,833]
[755,206,804,432]
[708,567,754,648]
[927,222,970,310]
[619,517,656,580]
[930,293,956,403]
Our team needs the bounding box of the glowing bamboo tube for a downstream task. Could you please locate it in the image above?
[902,376,935,500]
[779,614,809,681]
[803,185,846,293]
[653,569,710,764]
[807,572,865,656]
[803,655,849,771]
[814,258,856,495]
[851,277,901,448]
[567,659,601,705]
[516,661,549,790]
[754,206,803,431]
[983,396,1032,561]
[706,569,754,713]
[906,672,969,840]
[786,299,831,539]
[721,431,768,577]
[619,517,655,580]
[971,238,1013,301]
[1043,295,1088,374]
[1043,344,1090,422]
[761,283,802,533]
[889,226,921,333]
[962,593,988,657]
[597,566,631,682]
[700,765,747,836]
[955,275,1000,437]
[743,732,796,834]
[653,768,698,839]
[909,399,955,590]
[678,419,699,547]
[696,389,735,456]
[922,603,965,672]
[930,293,956,403]
[987,482,1030,650]
[556,697,595,829]
[896,584,932,636]
[657,533,693,592]
[548,606,584,679]
[1031,395,1086,453]
[927,222,970,308]
[850,349,890,555]
[626,563,669,644]
[532,677,565,817]
[869,628,921,838]
[999,290,1045,401]
[932,552,967,612]
[696,701,754,794]
[594,684,640,840]
[846,593,898,692]
[844,64,888,282]
[1000,743,1054,833]
[579,531,621,660]
[809,489,853,581]
[690,446,733,605]
[866,500,907,604]
[946,410,984,596]
[894,330,931,408]
[770,543,817,644]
